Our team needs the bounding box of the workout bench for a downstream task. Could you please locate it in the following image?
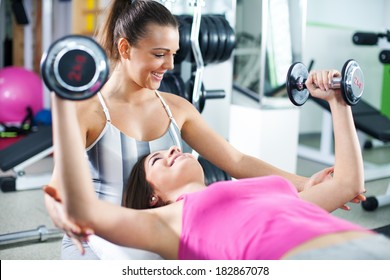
[0,125,53,192]
[299,97,390,210]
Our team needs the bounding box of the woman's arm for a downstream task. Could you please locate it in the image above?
[50,94,167,255]
[298,70,365,212]
[44,99,95,250]
[167,94,309,191]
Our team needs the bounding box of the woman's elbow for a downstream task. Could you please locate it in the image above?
[65,199,96,227]
[334,174,365,198]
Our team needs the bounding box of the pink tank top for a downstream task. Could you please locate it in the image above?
[178,176,367,260]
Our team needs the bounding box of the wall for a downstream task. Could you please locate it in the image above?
[300,0,388,133]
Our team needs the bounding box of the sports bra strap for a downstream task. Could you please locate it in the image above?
[97,91,111,122]
[154,90,173,119]
[97,90,176,124]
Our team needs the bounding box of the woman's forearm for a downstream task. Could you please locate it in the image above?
[51,94,96,225]
[329,100,364,192]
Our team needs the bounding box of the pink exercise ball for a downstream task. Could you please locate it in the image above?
[0,66,43,124]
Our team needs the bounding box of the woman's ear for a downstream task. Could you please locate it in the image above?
[117,38,131,59]
[149,195,159,207]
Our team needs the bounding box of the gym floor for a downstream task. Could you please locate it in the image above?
[1,135,390,260]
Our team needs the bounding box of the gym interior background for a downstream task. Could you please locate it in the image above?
[1,0,390,259]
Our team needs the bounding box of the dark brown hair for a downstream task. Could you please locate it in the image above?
[123,154,169,209]
[96,0,178,65]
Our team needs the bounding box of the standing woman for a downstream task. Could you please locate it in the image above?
[44,0,352,259]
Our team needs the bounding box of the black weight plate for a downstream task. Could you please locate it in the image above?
[209,15,227,63]
[199,17,209,61]
[286,62,309,106]
[340,59,364,106]
[203,15,219,64]
[159,73,175,94]
[186,75,205,113]
[173,74,188,101]
[174,15,191,64]
[218,15,235,62]
[40,35,109,100]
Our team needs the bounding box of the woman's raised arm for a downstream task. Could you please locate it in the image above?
[298,70,365,212]
[49,94,169,256]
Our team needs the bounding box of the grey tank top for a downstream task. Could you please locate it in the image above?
[86,91,183,205]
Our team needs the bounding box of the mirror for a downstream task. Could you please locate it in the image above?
[233,0,306,104]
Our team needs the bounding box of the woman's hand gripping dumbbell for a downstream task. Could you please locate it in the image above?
[286,59,364,106]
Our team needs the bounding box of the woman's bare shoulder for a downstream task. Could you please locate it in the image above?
[158,91,197,113]
[75,96,106,137]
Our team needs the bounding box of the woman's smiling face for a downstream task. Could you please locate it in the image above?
[144,146,204,196]
[126,23,180,90]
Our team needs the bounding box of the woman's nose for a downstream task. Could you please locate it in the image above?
[168,146,181,156]
[164,55,175,70]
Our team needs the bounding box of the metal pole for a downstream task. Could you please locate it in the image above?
[0,225,62,246]
[189,0,204,110]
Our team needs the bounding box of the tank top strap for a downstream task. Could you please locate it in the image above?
[97,91,111,122]
[155,90,182,131]
[154,90,174,119]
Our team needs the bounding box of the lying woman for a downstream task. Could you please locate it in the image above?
[46,69,390,259]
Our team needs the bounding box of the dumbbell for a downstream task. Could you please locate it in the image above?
[186,75,226,113]
[286,59,364,106]
[40,35,109,100]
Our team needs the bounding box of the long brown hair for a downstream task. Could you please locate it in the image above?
[123,154,168,209]
[96,0,178,66]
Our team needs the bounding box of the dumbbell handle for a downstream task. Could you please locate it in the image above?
[287,59,363,106]
[204,89,226,99]
[295,76,343,91]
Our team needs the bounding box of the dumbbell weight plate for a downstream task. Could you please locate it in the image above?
[218,15,235,63]
[186,75,205,113]
[340,59,364,106]
[210,15,228,63]
[286,62,309,106]
[174,15,191,64]
[203,15,220,64]
[40,35,109,101]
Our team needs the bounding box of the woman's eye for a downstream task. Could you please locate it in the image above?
[152,158,161,165]
[154,54,164,58]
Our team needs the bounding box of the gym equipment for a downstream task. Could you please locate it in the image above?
[198,156,231,186]
[362,192,390,211]
[379,50,390,64]
[352,32,381,45]
[352,30,390,65]
[178,14,235,65]
[159,73,226,113]
[159,73,189,101]
[0,66,43,123]
[0,125,53,192]
[0,107,34,138]
[0,225,62,246]
[286,59,364,106]
[352,30,390,46]
[34,109,52,126]
[186,75,226,113]
[175,15,192,64]
[216,14,236,63]
[40,35,109,100]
